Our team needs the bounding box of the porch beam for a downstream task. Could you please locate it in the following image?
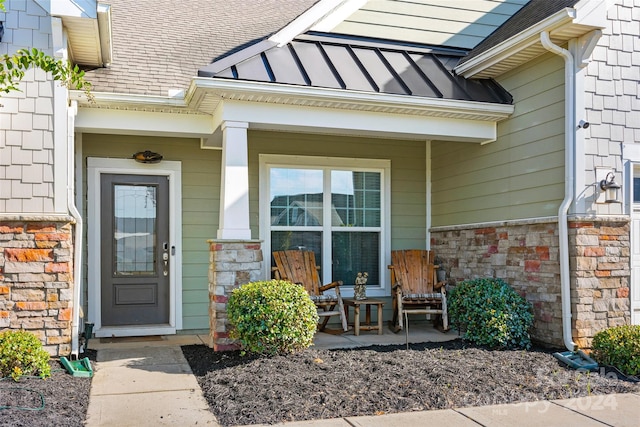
[75,107,215,138]
[217,121,251,240]
[210,100,499,145]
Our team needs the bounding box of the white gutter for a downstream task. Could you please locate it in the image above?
[190,78,514,121]
[68,100,83,358]
[456,9,576,78]
[540,31,577,352]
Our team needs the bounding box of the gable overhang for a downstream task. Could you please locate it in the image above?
[42,0,113,69]
[188,77,514,146]
[455,3,607,79]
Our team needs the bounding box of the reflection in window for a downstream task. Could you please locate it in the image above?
[113,184,157,275]
[270,169,323,226]
[269,166,383,288]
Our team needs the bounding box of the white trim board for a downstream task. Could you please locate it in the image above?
[86,157,183,338]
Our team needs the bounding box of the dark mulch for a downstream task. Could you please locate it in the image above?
[0,350,96,427]
[182,340,640,427]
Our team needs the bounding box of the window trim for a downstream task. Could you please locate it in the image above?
[259,154,391,297]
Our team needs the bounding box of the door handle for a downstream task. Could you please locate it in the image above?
[162,242,169,276]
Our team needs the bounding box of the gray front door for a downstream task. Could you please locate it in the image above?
[100,174,170,326]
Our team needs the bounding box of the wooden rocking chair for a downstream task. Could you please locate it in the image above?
[272,250,348,332]
[388,250,448,338]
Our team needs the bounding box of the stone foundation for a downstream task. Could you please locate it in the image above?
[208,240,263,351]
[430,217,630,348]
[0,218,75,356]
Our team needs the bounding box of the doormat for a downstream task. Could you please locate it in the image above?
[100,336,164,343]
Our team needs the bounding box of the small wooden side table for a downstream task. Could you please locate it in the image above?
[343,298,385,336]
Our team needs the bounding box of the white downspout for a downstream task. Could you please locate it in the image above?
[540,31,578,351]
[68,100,83,358]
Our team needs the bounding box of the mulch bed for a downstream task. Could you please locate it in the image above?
[182,340,640,427]
[0,350,95,427]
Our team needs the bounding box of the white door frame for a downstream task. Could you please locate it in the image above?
[87,157,183,337]
[630,165,640,326]
[624,144,640,325]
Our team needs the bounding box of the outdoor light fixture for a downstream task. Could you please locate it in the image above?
[599,171,621,203]
[578,120,590,129]
[0,22,4,43]
[132,150,163,164]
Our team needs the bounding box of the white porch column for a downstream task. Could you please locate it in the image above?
[217,121,251,239]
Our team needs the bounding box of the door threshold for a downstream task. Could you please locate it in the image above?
[94,325,176,338]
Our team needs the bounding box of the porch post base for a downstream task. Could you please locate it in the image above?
[208,239,263,351]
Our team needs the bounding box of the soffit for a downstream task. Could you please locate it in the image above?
[455,0,605,78]
[62,15,103,67]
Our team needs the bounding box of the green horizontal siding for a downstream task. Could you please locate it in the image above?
[333,0,528,49]
[431,52,565,227]
[82,134,219,332]
[248,130,427,250]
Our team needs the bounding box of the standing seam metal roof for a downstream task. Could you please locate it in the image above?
[199,33,512,105]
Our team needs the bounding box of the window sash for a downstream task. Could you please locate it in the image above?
[261,155,390,296]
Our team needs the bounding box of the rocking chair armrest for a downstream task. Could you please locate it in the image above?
[319,280,343,293]
[271,267,286,280]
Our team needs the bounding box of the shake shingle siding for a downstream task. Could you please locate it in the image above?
[86,0,318,96]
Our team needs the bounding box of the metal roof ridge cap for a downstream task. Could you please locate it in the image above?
[199,40,277,77]
[191,77,514,116]
[455,8,577,78]
[268,0,363,47]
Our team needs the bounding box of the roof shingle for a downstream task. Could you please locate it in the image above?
[85,0,319,96]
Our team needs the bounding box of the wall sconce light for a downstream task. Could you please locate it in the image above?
[0,22,4,43]
[599,171,621,203]
[132,150,163,164]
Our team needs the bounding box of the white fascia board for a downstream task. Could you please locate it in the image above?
[97,3,112,66]
[75,108,214,137]
[269,0,358,47]
[212,99,498,144]
[455,9,576,78]
[192,78,514,121]
[574,0,615,27]
[36,0,97,18]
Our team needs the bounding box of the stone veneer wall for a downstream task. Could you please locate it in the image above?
[208,240,263,351]
[570,218,630,348]
[0,219,75,356]
[430,217,630,348]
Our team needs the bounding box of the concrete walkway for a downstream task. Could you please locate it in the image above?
[85,334,217,426]
[85,327,640,427]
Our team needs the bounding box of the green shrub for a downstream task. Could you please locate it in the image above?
[592,325,640,377]
[449,278,533,349]
[227,280,319,355]
[0,330,51,381]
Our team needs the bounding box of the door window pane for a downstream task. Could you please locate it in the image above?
[634,177,640,203]
[113,184,157,275]
[332,232,379,286]
[270,169,323,226]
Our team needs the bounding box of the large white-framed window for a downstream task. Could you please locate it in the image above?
[260,154,391,297]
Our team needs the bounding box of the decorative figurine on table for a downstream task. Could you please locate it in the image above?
[354,272,369,300]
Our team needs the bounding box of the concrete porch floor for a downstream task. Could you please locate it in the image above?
[88,321,458,352]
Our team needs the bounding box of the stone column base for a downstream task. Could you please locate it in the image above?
[208,240,263,351]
